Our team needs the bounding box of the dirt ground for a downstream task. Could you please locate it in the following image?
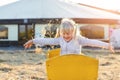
[0,47,120,80]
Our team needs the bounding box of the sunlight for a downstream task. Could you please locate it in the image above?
[96,0,120,10]
[69,0,120,11]
[0,0,19,6]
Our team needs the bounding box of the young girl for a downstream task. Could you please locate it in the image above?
[24,18,114,55]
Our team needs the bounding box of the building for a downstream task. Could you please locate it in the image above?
[0,0,120,46]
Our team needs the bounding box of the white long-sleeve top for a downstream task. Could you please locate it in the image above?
[33,36,109,55]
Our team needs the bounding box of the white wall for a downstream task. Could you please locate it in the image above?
[0,25,18,41]
[35,24,46,38]
[104,25,109,39]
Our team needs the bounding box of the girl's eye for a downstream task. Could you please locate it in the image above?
[63,33,69,35]
[66,33,69,35]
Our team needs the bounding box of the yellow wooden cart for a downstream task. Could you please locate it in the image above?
[46,48,99,80]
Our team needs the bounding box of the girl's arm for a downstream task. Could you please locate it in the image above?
[79,36,108,48]
[24,37,60,49]
[78,36,114,53]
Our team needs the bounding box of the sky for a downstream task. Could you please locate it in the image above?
[0,0,120,11]
[0,0,18,6]
[70,0,120,11]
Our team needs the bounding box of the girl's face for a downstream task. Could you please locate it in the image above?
[61,30,74,42]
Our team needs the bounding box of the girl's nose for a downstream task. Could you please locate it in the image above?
[64,34,66,37]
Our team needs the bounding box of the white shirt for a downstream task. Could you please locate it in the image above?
[33,36,109,55]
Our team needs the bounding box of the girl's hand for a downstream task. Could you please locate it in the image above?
[23,40,33,49]
[109,44,115,53]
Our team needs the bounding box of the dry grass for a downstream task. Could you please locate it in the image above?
[0,48,120,80]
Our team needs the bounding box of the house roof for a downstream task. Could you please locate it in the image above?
[0,0,120,19]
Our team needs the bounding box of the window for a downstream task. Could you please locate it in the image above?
[18,24,34,45]
[80,24,107,39]
[0,25,8,39]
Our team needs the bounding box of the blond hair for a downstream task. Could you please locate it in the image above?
[55,18,81,38]
[61,18,75,31]
[60,18,80,39]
